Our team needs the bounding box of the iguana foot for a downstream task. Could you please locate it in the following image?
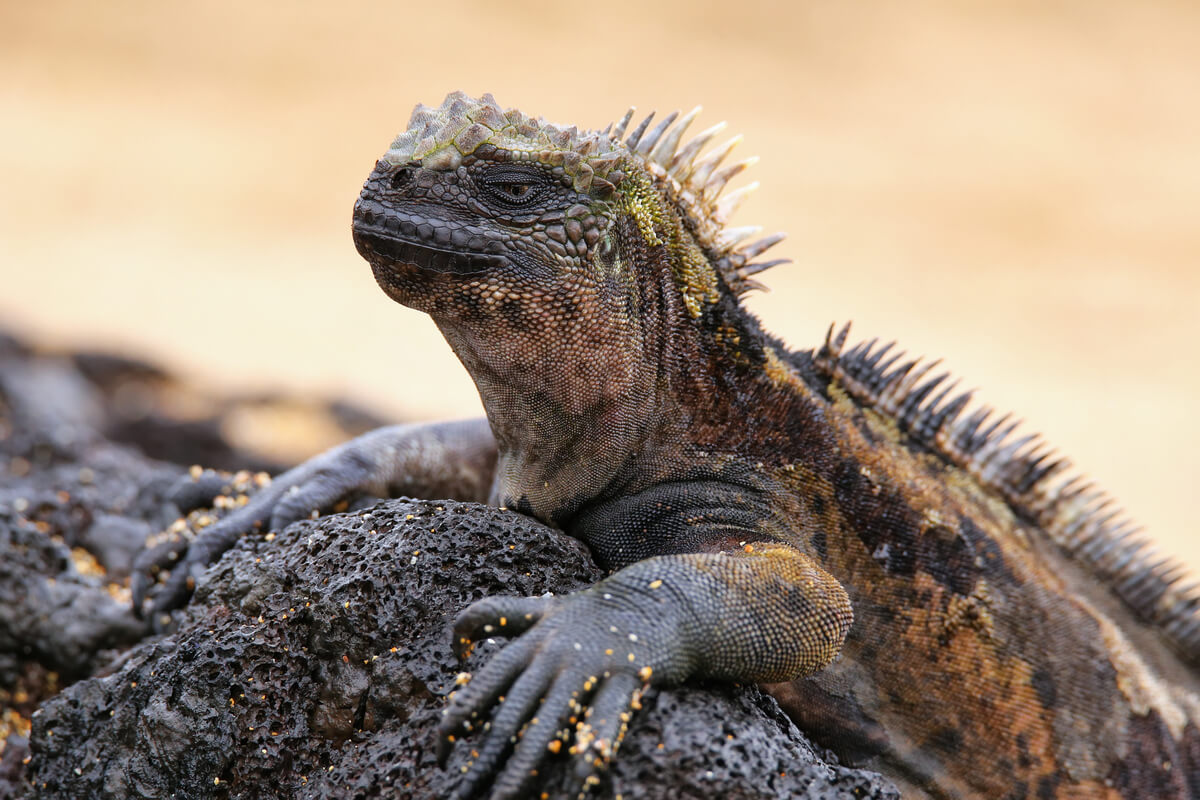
[436,546,854,799]
[131,420,496,621]
[437,577,692,800]
[131,432,388,619]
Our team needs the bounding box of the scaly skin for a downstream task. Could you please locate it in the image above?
[135,93,1200,799]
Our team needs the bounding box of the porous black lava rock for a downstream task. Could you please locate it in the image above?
[0,342,192,800]
[0,331,390,706]
[22,499,897,800]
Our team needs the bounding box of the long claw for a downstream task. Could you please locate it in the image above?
[132,476,281,618]
[438,635,539,767]
[573,672,641,782]
[488,676,581,800]
[448,664,555,800]
[141,513,264,619]
[151,566,197,625]
[130,536,190,618]
[167,469,235,513]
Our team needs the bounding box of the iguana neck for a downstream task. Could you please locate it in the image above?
[431,256,775,525]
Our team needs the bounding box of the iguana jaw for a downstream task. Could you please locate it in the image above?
[351,161,521,311]
[355,231,502,274]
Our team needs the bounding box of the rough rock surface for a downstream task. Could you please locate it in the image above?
[0,335,899,799]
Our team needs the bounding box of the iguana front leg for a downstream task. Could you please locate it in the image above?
[438,538,853,800]
[132,418,496,618]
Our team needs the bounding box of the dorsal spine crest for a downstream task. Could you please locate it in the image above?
[816,322,1200,664]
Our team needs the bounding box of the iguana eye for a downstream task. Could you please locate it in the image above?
[496,183,533,201]
[480,166,549,208]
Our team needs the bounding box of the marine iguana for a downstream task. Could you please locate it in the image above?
[133,92,1200,799]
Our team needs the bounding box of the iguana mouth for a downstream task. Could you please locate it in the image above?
[353,227,504,275]
[353,204,506,276]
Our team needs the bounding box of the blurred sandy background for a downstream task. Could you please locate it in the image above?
[1,2,1197,570]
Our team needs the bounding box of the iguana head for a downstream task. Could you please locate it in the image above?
[352,91,785,326]
[352,92,787,498]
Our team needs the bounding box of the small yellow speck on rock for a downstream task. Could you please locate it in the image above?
[648,579,663,590]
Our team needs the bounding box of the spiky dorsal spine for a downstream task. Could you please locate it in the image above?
[607,106,789,298]
[816,323,1200,665]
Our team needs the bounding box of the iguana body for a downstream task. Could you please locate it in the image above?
[134,92,1200,799]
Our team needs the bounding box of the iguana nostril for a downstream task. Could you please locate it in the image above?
[390,167,415,191]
